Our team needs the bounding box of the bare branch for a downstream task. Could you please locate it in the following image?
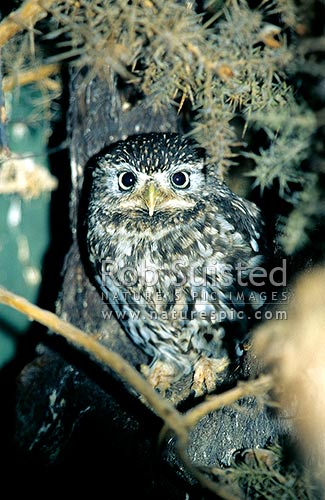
[184,375,274,428]
[2,63,61,92]
[0,0,56,48]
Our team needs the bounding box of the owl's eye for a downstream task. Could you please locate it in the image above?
[171,171,190,189]
[118,171,136,191]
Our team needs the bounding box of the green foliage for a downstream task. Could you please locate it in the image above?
[45,0,304,173]
[3,2,323,258]
[39,0,323,255]
[243,88,322,255]
[245,93,316,197]
[278,177,321,255]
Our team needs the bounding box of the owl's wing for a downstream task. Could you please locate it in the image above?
[214,181,267,257]
[203,183,268,329]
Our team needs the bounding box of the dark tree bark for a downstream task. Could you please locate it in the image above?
[10,68,290,497]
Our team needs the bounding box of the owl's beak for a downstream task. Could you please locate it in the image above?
[144,183,158,217]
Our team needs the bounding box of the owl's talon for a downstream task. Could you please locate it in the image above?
[192,356,229,397]
[141,360,178,395]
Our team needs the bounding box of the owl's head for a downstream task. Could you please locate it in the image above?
[88,133,206,219]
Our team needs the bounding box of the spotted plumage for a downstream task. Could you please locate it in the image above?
[83,132,265,395]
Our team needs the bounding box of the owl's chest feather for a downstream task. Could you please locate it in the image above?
[102,216,255,325]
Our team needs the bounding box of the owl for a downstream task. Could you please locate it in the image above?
[83,133,265,396]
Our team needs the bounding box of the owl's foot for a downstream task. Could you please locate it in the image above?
[192,356,229,397]
[234,448,279,468]
[141,360,178,395]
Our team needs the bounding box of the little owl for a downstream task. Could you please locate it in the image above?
[83,133,265,396]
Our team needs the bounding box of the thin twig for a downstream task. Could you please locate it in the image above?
[184,375,274,428]
[0,0,56,48]
[2,63,61,92]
